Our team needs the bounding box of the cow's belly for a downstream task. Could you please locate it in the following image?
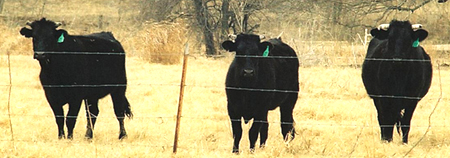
[377,71,425,97]
[227,90,276,119]
[43,86,117,106]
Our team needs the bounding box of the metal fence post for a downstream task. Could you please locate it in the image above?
[173,43,189,153]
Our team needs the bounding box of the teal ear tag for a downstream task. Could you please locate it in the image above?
[57,33,65,43]
[262,46,269,57]
[412,38,419,48]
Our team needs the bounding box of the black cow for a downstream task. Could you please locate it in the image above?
[362,20,432,143]
[222,34,299,153]
[20,18,132,139]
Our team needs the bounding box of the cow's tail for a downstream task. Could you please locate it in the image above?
[124,98,133,119]
[396,109,405,135]
[396,121,401,135]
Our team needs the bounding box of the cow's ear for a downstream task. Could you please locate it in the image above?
[260,41,273,51]
[55,29,68,43]
[20,27,33,38]
[370,28,388,40]
[413,29,428,42]
[56,29,68,37]
[222,40,236,52]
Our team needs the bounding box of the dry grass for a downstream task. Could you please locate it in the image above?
[2,55,450,157]
[136,21,187,64]
[2,0,450,157]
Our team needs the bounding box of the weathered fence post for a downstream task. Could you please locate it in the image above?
[7,52,15,149]
[173,43,189,153]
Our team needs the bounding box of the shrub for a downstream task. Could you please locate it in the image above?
[137,21,187,65]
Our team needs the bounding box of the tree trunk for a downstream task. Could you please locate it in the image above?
[193,0,217,55]
[242,4,250,33]
[220,0,231,38]
[0,0,4,14]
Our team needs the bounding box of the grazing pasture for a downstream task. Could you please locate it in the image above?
[2,52,450,157]
[1,0,450,157]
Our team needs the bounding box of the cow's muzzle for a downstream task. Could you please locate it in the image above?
[243,69,254,77]
[33,51,47,60]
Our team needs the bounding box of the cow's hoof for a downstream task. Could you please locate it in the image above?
[381,139,392,143]
[85,130,93,139]
[260,144,266,149]
[290,129,296,139]
[119,133,127,140]
[381,137,393,143]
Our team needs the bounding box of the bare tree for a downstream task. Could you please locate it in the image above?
[262,0,447,41]
[220,0,231,39]
[323,0,444,28]
[228,0,264,33]
[0,0,4,14]
[139,0,182,22]
[193,0,217,55]
[186,0,446,54]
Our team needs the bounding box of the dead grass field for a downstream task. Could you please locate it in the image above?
[2,0,450,157]
[1,54,450,157]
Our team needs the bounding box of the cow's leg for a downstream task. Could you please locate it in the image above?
[249,111,267,152]
[111,90,131,140]
[280,94,297,141]
[66,100,82,139]
[227,102,242,153]
[85,99,99,139]
[50,104,65,139]
[400,100,418,144]
[259,113,269,149]
[375,98,395,142]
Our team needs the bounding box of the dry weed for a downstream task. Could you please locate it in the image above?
[136,21,187,65]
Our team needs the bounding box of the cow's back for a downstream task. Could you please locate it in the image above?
[40,32,127,104]
[268,38,299,91]
[362,38,432,99]
[87,32,116,40]
[267,38,299,107]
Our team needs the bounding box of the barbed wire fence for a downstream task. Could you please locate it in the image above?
[1,43,448,157]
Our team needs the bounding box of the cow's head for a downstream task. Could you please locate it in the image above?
[222,33,273,78]
[20,18,67,59]
[370,20,428,58]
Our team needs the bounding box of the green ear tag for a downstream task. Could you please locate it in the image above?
[412,38,419,48]
[262,46,269,57]
[57,33,65,43]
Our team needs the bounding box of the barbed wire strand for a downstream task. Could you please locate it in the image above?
[364,58,431,62]
[0,139,172,149]
[1,113,449,128]
[6,51,437,99]
[4,51,446,156]
[23,50,450,71]
[404,60,443,157]
[5,82,439,101]
[26,51,437,63]
[1,81,444,101]
[33,51,125,55]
